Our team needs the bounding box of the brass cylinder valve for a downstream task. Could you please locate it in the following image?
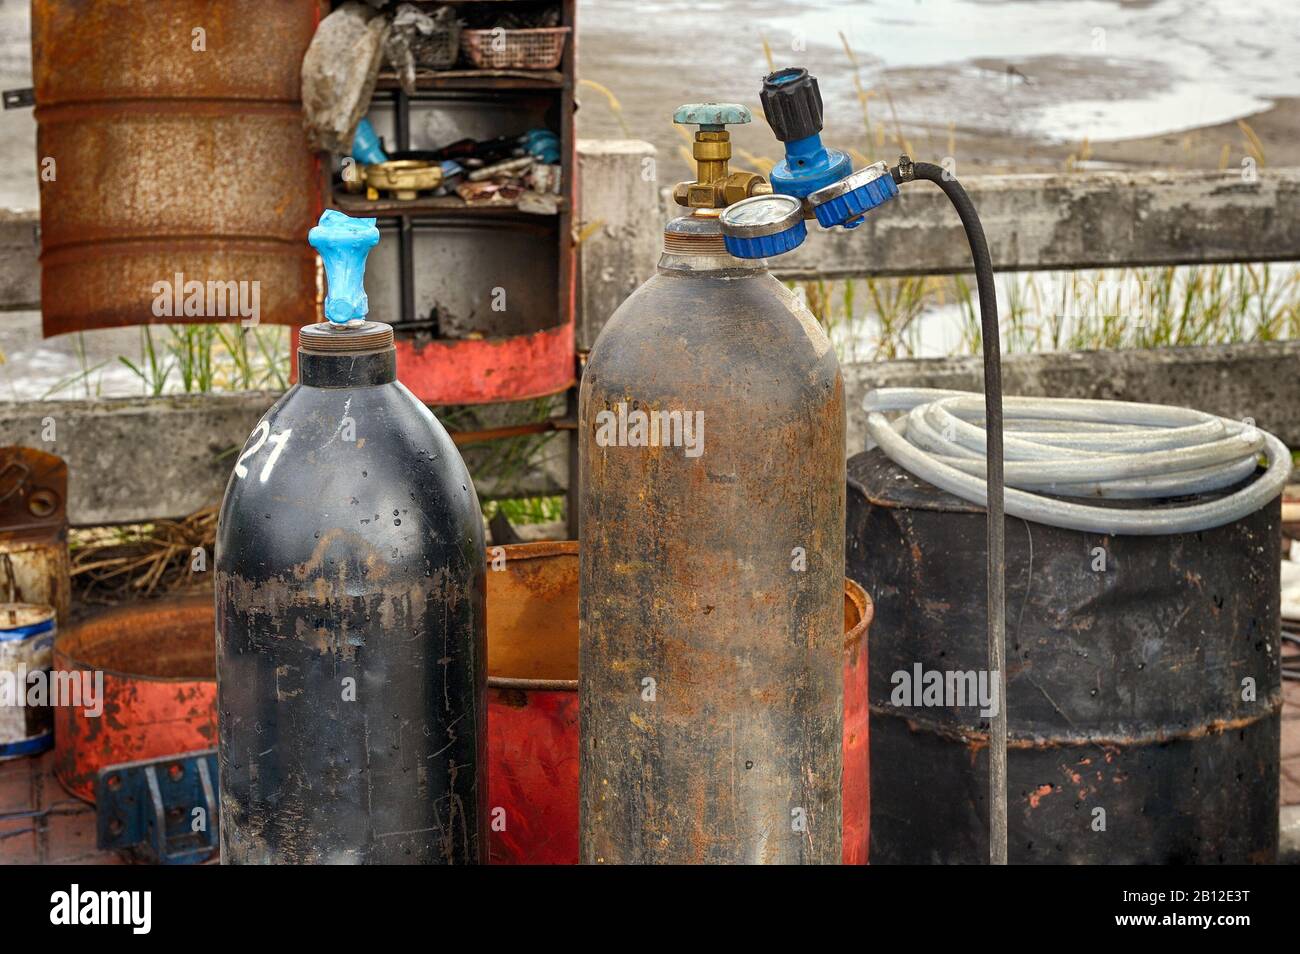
[671,103,772,210]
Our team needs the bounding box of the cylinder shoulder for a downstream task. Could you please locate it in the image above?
[586,270,842,412]
[216,381,484,577]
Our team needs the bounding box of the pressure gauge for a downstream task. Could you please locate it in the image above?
[808,160,899,229]
[718,193,808,259]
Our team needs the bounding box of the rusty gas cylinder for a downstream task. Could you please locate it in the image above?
[215,211,486,864]
[579,200,847,863]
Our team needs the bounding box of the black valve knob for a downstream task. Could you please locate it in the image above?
[760,67,824,142]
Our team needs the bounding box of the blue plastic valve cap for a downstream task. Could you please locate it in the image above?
[718,193,808,260]
[808,162,899,230]
[722,219,808,259]
[308,210,380,324]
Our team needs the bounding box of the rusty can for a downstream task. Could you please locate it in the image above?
[0,604,56,760]
[487,542,871,864]
[848,449,1282,864]
[52,595,217,801]
[0,448,70,624]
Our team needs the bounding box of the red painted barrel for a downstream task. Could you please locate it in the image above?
[290,321,576,405]
[52,595,217,802]
[487,541,872,864]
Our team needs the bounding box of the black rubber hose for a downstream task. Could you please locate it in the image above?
[891,157,1008,865]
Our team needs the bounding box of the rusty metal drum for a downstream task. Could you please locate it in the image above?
[488,542,869,865]
[0,604,57,760]
[32,0,323,334]
[52,595,217,801]
[848,449,1282,864]
[487,541,581,865]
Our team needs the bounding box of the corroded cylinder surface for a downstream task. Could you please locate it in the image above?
[578,228,846,864]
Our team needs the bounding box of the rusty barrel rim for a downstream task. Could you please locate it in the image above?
[844,577,872,650]
[488,540,579,692]
[487,542,871,691]
[53,593,217,802]
[53,593,215,682]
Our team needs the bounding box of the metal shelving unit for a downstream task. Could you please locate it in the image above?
[326,1,576,398]
[320,0,579,534]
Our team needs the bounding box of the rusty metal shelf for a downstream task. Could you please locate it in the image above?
[332,189,565,218]
[375,69,565,92]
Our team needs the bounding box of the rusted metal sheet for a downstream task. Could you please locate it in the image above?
[487,541,580,865]
[0,447,69,623]
[842,578,871,865]
[33,0,324,335]
[848,449,1282,864]
[53,594,217,802]
[393,322,575,404]
[488,542,870,864]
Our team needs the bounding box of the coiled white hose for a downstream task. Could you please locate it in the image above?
[865,388,1293,535]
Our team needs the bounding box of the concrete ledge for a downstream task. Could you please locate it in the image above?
[2,341,1295,525]
[0,391,565,525]
[771,167,1300,280]
[0,391,277,525]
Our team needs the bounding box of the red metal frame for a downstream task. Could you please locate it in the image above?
[290,319,575,404]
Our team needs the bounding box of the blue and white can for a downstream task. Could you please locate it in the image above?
[0,604,56,760]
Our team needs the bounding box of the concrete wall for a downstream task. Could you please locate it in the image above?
[2,142,1298,524]
[1,341,1295,525]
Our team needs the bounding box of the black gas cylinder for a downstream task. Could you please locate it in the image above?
[215,211,486,864]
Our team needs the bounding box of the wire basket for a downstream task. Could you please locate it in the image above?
[410,21,461,70]
[461,27,571,71]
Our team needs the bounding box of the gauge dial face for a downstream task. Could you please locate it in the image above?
[720,194,802,236]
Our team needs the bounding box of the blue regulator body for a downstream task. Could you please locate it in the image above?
[721,67,900,259]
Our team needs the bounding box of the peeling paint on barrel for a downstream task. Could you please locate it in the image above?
[52,594,217,802]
